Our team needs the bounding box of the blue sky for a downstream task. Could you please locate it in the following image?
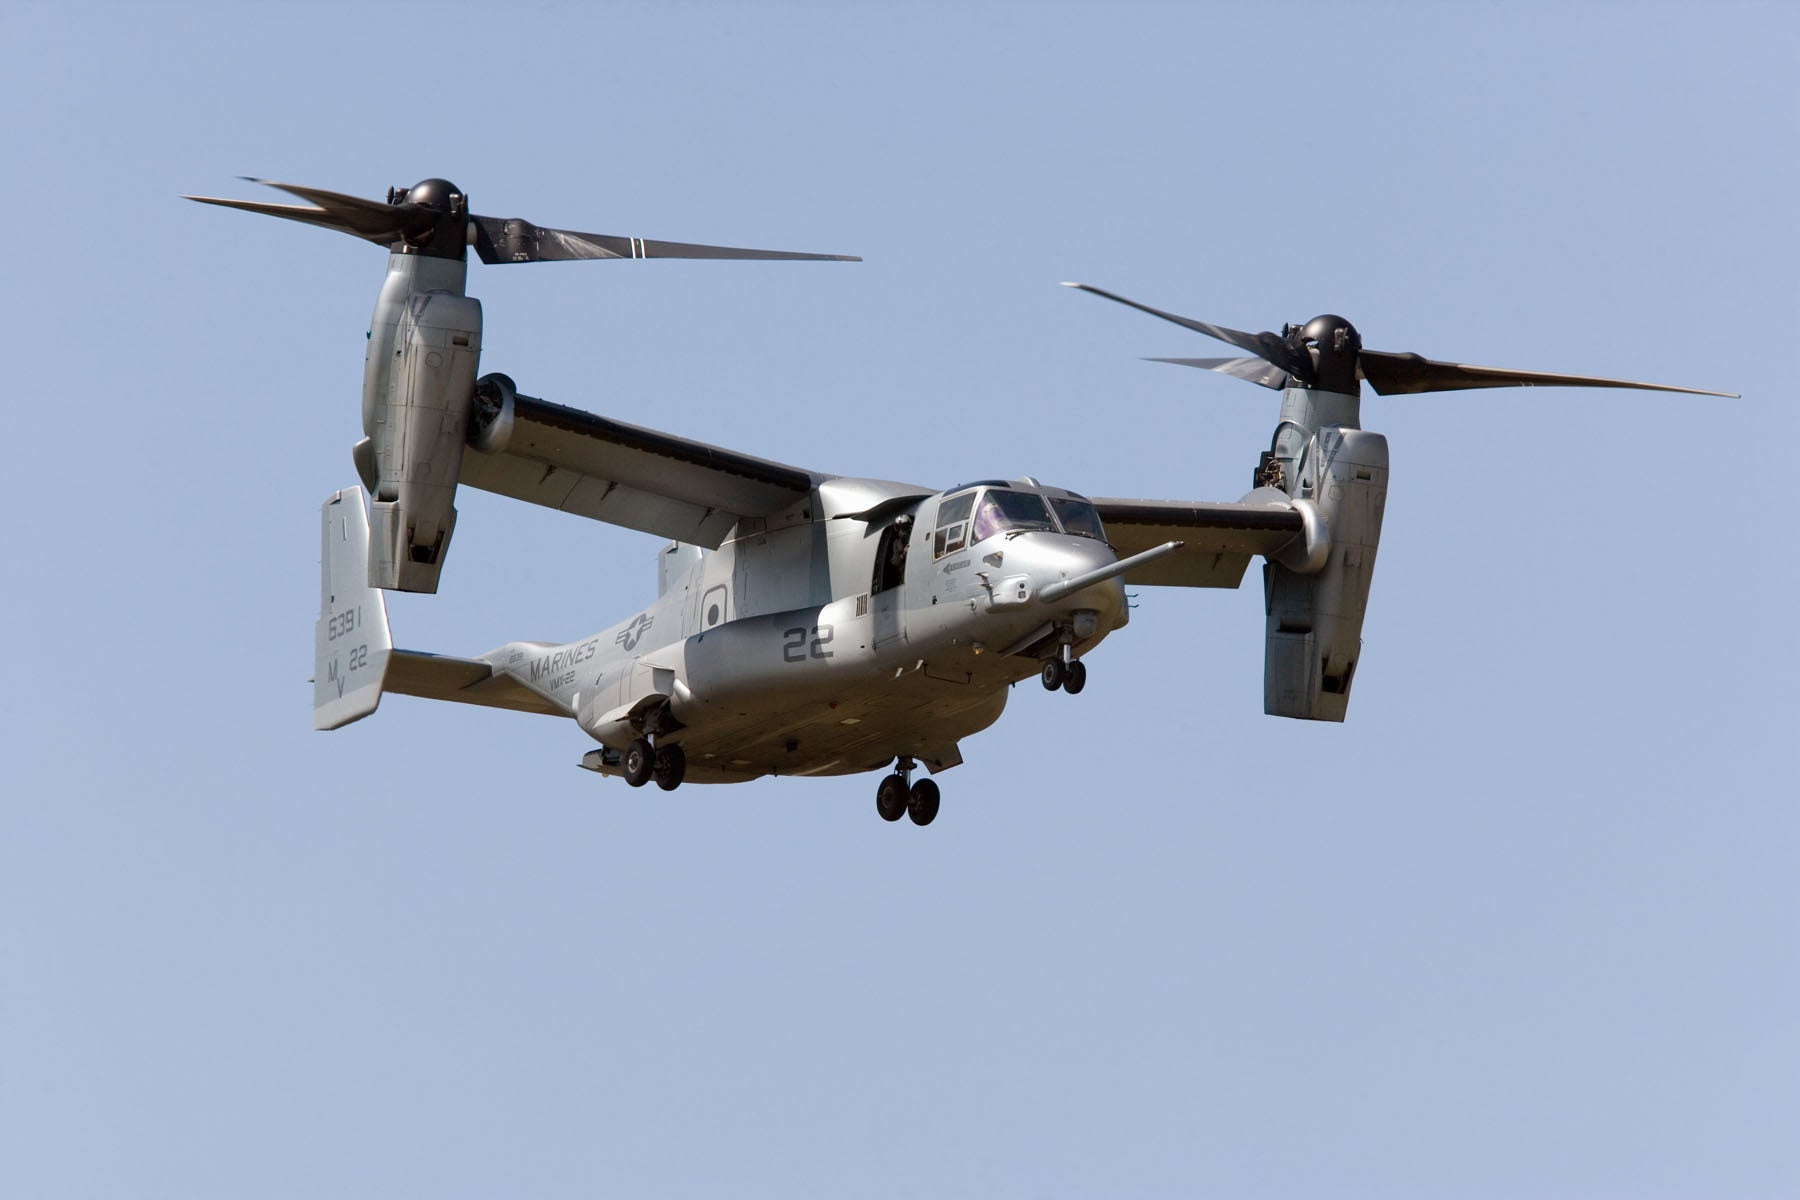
[3,2,1795,1196]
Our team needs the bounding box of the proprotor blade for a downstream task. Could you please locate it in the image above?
[183,177,417,245]
[473,215,860,265]
[187,178,861,265]
[1062,283,1309,380]
[1358,350,1738,397]
[1145,356,1293,390]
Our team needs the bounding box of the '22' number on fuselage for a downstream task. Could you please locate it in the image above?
[782,624,836,663]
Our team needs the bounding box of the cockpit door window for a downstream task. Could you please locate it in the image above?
[933,491,975,558]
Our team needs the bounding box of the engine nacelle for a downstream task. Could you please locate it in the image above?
[466,371,515,454]
[1262,412,1389,721]
[361,271,482,593]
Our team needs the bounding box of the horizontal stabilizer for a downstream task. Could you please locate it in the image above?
[385,651,564,716]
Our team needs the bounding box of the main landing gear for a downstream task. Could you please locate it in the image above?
[875,756,940,826]
[623,736,686,791]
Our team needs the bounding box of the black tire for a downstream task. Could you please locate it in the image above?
[623,737,656,788]
[908,778,941,827]
[1040,658,1067,691]
[1063,660,1087,695]
[875,773,909,822]
[654,743,687,791]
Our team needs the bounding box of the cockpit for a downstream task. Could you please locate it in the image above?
[931,480,1107,558]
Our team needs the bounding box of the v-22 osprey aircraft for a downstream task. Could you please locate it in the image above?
[189,178,1733,827]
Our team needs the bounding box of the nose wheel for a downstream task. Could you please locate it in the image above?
[874,757,941,826]
[1041,657,1087,694]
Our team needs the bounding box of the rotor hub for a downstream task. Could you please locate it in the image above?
[402,178,466,214]
[388,178,469,259]
[1289,313,1362,395]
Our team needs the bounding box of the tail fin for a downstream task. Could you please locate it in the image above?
[312,485,568,728]
[314,486,394,730]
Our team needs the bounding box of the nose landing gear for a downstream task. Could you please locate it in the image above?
[874,756,941,826]
[1040,645,1087,694]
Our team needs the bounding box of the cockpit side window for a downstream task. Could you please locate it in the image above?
[1050,497,1107,541]
[933,491,976,558]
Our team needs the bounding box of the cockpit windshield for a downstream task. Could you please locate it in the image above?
[971,489,1056,542]
[1049,496,1106,541]
[933,484,1109,557]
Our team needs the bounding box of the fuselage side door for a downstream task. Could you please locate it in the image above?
[869,512,916,650]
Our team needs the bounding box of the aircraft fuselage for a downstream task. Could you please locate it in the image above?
[482,477,1130,783]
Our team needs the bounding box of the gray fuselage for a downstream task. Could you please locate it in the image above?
[479,477,1128,783]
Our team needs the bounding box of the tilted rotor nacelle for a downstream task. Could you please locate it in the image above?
[1064,282,1733,722]
[1258,388,1388,721]
[185,175,860,593]
[353,251,483,592]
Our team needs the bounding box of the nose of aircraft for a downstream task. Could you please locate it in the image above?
[1014,533,1128,622]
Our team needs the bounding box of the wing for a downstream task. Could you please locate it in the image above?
[1093,494,1305,588]
[459,386,822,547]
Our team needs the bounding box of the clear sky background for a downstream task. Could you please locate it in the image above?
[3,2,1795,1197]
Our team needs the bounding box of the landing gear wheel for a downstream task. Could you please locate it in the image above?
[653,743,687,791]
[875,773,909,822]
[1062,660,1087,694]
[907,778,941,827]
[1040,658,1067,691]
[623,738,656,788]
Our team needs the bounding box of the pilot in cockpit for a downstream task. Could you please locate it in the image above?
[970,488,1059,544]
[971,493,1006,543]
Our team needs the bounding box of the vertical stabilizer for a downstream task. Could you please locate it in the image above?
[315,486,395,730]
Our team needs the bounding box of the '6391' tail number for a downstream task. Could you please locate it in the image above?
[782,624,835,663]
